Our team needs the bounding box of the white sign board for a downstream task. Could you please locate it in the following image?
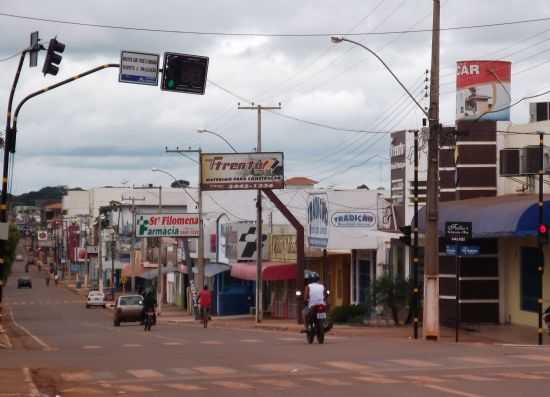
[119,51,160,86]
[307,193,329,248]
[136,213,200,238]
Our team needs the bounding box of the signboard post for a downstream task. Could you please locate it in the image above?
[445,221,473,343]
[136,213,200,238]
[200,152,284,191]
[119,51,160,86]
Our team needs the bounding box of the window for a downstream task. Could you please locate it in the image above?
[520,247,541,312]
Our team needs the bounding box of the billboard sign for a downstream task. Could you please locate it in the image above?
[136,213,200,238]
[200,152,284,191]
[456,60,511,121]
[307,193,329,248]
[331,212,376,228]
[445,221,472,243]
[119,51,160,86]
[224,223,268,260]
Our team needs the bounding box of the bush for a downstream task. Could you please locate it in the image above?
[330,304,367,324]
[371,274,413,325]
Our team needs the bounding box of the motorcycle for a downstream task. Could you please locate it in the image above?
[544,306,550,335]
[144,309,155,332]
[297,290,331,344]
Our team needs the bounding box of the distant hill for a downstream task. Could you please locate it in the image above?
[13,186,77,206]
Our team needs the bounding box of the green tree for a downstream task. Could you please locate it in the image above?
[371,274,412,325]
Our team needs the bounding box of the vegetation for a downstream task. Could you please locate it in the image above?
[330,304,367,324]
[13,185,68,206]
[370,274,413,325]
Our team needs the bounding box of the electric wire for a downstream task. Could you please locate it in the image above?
[0,50,22,62]
[1,11,548,37]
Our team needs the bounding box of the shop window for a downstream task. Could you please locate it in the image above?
[520,247,541,313]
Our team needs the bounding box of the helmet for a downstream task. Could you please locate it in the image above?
[309,274,320,283]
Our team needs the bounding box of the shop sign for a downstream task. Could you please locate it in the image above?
[271,234,296,261]
[136,213,200,238]
[331,211,376,228]
[445,221,472,243]
[200,152,284,190]
[307,193,328,248]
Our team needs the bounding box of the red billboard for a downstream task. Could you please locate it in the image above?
[456,60,511,121]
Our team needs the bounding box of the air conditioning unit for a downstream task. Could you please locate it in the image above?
[519,145,550,175]
[500,148,520,176]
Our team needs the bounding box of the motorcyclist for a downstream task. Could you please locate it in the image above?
[302,275,326,331]
[142,289,157,329]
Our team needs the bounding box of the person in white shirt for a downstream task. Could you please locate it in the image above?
[303,275,326,328]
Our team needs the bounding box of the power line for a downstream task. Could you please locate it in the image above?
[2,11,550,38]
[0,50,22,62]
[475,87,550,121]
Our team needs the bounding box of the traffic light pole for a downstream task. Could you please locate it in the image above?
[0,49,28,303]
[538,131,544,346]
[0,62,119,302]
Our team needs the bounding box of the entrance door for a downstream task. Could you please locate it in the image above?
[352,256,371,305]
[520,247,542,313]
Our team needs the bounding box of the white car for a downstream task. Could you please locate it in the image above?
[15,254,23,261]
[86,291,106,308]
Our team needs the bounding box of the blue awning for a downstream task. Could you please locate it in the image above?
[417,194,550,238]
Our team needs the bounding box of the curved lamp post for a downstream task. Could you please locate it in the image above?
[197,129,238,153]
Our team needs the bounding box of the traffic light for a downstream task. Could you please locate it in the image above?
[399,225,412,246]
[42,37,65,76]
[161,52,209,94]
[538,223,549,244]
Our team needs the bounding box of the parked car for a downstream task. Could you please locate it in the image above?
[15,254,23,261]
[17,276,32,288]
[86,291,106,309]
[113,295,144,327]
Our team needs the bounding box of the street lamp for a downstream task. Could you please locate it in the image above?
[330,36,428,118]
[151,168,197,206]
[197,129,238,153]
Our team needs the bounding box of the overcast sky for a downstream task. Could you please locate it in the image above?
[2,0,550,195]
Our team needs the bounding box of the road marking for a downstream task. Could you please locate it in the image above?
[194,366,237,375]
[8,308,53,351]
[167,383,206,391]
[122,343,142,348]
[256,379,297,388]
[82,345,102,350]
[306,377,352,386]
[324,361,372,372]
[200,340,224,345]
[389,359,441,368]
[240,339,262,343]
[403,375,447,384]
[277,337,302,342]
[61,372,94,382]
[451,356,505,365]
[22,368,40,397]
[162,341,185,346]
[61,387,102,394]
[127,369,165,379]
[118,384,158,393]
[494,372,546,380]
[354,376,402,384]
[212,381,254,390]
[422,384,484,397]
[444,374,498,382]
[514,354,550,363]
[252,363,317,372]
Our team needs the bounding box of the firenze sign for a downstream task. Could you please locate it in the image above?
[136,214,200,238]
[200,152,284,191]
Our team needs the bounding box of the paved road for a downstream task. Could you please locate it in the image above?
[3,261,550,396]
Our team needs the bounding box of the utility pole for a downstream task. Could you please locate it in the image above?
[165,147,204,303]
[538,131,545,346]
[413,129,420,339]
[98,218,103,293]
[423,0,441,341]
[122,194,146,293]
[238,102,282,323]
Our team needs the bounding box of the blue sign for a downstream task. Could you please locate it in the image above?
[70,263,82,273]
[446,245,480,256]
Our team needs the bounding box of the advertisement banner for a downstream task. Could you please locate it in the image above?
[136,213,200,238]
[456,60,511,121]
[200,152,284,191]
[307,193,329,248]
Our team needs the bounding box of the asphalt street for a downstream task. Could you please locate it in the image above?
[3,260,550,397]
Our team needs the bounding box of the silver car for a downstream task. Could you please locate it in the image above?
[114,295,144,326]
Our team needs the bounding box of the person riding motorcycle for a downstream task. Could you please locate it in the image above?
[142,289,157,329]
[302,275,328,331]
